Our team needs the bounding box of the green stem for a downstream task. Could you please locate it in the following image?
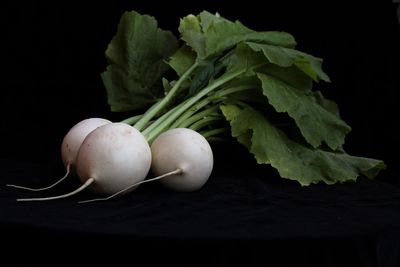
[189,116,222,132]
[121,86,250,127]
[145,68,247,142]
[178,105,220,129]
[120,114,143,125]
[123,98,162,125]
[211,85,254,99]
[201,127,229,139]
[171,85,254,129]
[169,98,211,129]
[141,103,183,139]
[134,62,199,131]
[204,136,226,143]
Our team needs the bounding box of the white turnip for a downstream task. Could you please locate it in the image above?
[79,128,214,203]
[151,128,213,192]
[7,118,111,191]
[61,118,112,175]
[17,122,152,201]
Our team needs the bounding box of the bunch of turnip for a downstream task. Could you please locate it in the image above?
[9,8,386,200]
[8,118,214,202]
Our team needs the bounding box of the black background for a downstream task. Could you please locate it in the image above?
[1,1,400,266]
[2,1,399,182]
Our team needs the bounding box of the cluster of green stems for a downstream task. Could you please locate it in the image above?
[121,62,257,144]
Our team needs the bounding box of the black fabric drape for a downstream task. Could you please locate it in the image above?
[1,144,400,266]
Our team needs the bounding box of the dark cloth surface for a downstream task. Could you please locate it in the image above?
[1,144,400,266]
[2,154,399,241]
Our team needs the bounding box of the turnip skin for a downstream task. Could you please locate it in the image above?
[61,118,112,171]
[76,122,152,195]
[151,128,213,192]
[78,128,213,203]
[14,125,212,202]
[16,122,152,201]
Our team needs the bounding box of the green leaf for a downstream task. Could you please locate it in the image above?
[179,11,296,59]
[258,64,313,92]
[220,104,266,161]
[222,43,266,75]
[168,45,196,77]
[215,76,264,104]
[220,104,386,185]
[101,10,178,112]
[246,42,330,82]
[178,14,206,57]
[313,90,341,116]
[256,72,351,150]
[187,59,218,97]
[101,65,157,112]
[162,77,172,94]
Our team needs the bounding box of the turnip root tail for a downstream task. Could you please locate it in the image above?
[79,168,183,203]
[7,164,71,192]
[16,177,94,202]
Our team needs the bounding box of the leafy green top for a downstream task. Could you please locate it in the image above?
[101,11,178,112]
[101,10,386,185]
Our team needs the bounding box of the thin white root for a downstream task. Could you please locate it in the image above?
[16,177,94,202]
[79,168,183,204]
[7,164,71,192]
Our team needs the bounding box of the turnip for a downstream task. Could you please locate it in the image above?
[61,118,112,176]
[151,128,213,192]
[77,127,213,203]
[17,122,152,201]
[7,118,111,191]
